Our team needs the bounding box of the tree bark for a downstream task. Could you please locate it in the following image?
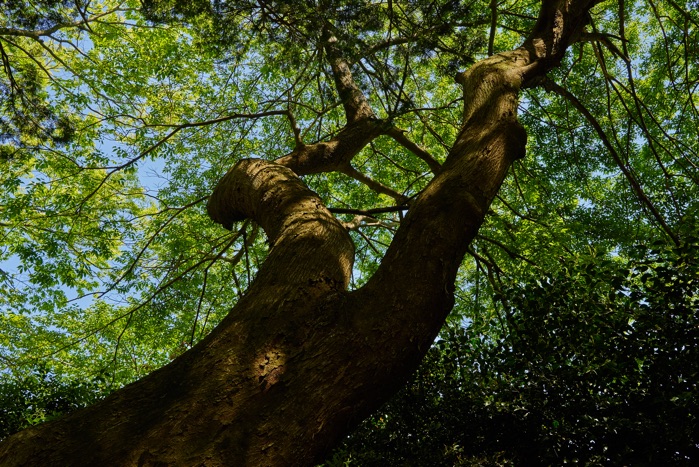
[0,0,599,465]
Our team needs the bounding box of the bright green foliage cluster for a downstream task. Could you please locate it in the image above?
[1,0,241,394]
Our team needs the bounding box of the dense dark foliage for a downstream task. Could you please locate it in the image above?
[333,237,699,465]
[0,1,79,148]
[0,367,106,441]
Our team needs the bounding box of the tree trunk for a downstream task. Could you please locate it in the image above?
[0,1,599,465]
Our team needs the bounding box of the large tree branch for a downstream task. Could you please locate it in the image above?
[339,164,409,203]
[322,27,375,123]
[272,117,440,178]
[342,0,602,416]
[207,158,354,291]
[385,126,442,174]
[269,25,383,176]
[273,118,388,175]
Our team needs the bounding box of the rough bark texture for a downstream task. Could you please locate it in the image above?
[0,1,599,465]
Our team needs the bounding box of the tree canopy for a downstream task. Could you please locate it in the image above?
[0,0,697,464]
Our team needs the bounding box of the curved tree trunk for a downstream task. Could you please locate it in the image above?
[0,1,599,465]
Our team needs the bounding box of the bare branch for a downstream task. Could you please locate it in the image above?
[322,27,374,123]
[340,214,400,231]
[340,164,409,203]
[285,107,303,147]
[488,0,498,56]
[476,233,538,267]
[329,205,408,216]
[386,126,441,174]
[577,31,628,62]
[76,111,288,211]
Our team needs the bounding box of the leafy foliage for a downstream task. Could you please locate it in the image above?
[0,366,108,441]
[333,237,699,465]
